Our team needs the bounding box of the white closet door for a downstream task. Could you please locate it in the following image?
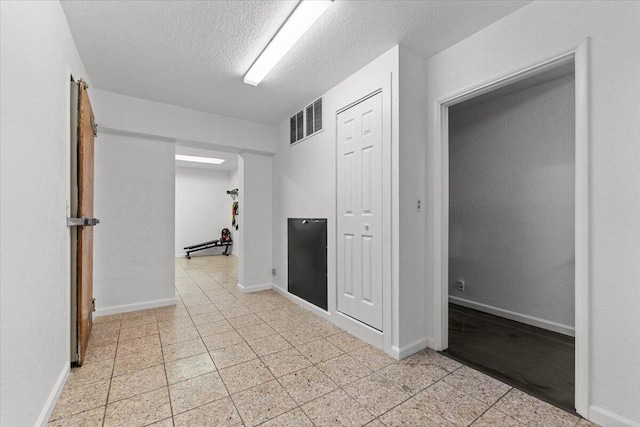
[337,92,383,331]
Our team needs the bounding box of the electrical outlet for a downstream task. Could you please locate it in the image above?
[416,199,422,212]
[456,280,465,292]
[272,268,277,276]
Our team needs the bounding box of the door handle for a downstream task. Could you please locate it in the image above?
[364,223,370,231]
[67,216,100,227]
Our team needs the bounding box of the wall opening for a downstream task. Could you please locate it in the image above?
[431,47,591,415]
[174,143,241,295]
[445,63,576,412]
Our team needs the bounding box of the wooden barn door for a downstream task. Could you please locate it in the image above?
[71,79,99,366]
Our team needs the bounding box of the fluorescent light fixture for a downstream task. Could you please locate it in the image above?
[244,0,333,86]
[175,154,225,165]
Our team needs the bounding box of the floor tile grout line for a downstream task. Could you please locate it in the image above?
[191,266,248,426]
[101,317,122,427]
[187,259,324,425]
[465,386,515,426]
[49,320,121,423]
[340,364,467,426]
[181,258,299,424]
[156,311,177,427]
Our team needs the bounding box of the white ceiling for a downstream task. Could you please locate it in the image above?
[175,143,238,171]
[61,0,529,125]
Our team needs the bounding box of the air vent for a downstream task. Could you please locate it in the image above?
[296,111,304,141]
[304,97,323,138]
[306,104,314,136]
[313,98,322,132]
[290,116,296,144]
[290,97,323,145]
[290,109,304,144]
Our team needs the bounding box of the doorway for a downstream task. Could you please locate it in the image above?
[174,145,240,262]
[432,43,590,417]
[173,144,241,319]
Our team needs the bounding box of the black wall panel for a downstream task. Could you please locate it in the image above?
[288,218,327,310]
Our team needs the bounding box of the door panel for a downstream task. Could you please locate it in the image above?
[287,219,328,310]
[362,235,373,303]
[75,80,96,366]
[337,92,383,330]
[344,234,354,297]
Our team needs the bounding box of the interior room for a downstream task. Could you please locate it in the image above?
[445,64,576,412]
[174,146,240,259]
[1,1,639,427]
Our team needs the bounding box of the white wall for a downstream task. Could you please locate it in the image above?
[91,89,277,154]
[272,48,399,351]
[0,1,91,425]
[398,47,428,354]
[175,167,235,256]
[425,2,640,424]
[94,132,175,315]
[272,46,429,357]
[449,75,575,332]
[272,46,430,356]
[89,89,277,296]
[238,153,272,291]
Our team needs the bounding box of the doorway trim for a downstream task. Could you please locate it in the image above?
[431,39,590,416]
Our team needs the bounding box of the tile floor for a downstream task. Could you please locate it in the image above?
[49,255,598,426]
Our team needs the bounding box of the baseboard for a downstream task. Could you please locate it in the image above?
[426,337,435,350]
[449,296,575,337]
[270,285,331,320]
[333,311,384,349]
[36,362,69,426]
[236,282,272,294]
[588,406,640,427]
[270,285,384,357]
[94,297,176,317]
[390,337,429,360]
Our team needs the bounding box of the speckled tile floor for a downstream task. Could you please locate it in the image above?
[49,255,598,426]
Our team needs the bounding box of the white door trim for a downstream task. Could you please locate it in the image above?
[334,83,394,356]
[431,39,590,416]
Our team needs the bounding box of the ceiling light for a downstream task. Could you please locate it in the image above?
[175,155,225,164]
[244,0,333,86]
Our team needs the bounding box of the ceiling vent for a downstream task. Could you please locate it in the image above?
[290,97,323,145]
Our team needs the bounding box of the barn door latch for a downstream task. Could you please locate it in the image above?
[67,216,100,227]
[91,116,98,137]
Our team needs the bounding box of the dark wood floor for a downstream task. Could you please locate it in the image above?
[444,303,575,413]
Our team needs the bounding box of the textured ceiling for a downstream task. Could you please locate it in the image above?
[61,0,529,125]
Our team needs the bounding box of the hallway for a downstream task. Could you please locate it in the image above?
[49,256,592,426]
